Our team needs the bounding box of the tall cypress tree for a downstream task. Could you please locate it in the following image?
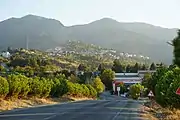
[150,62,156,70]
[173,30,180,67]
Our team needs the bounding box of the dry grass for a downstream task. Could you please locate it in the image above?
[140,100,180,120]
[163,109,180,120]
[0,98,57,111]
[0,96,93,112]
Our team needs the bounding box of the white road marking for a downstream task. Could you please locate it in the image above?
[112,112,120,120]
[44,114,57,120]
[0,113,56,117]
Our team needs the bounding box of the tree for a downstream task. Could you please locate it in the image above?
[100,69,115,90]
[155,67,180,107]
[7,74,30,98]
[112,59,123,73]
[150,62,156,70]
[130,63,139,73]
[166,73,180,108]
[173,30,180,67]
[98,64,103,71]
[142,73,152,89]
[78,64,86,71]
[92,77,104,94]
[126,64,131,73]
[68,74,80,83]
[0,76,9,98]
[155,70,174,106]
[141,64,147,70]
[150,67,168,94]
[130,84,144,99]
[86,84,97,98]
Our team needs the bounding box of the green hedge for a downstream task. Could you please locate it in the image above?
[0,76,9,98]
[154,67,180,108]
[67,82,97,98]
[130,83,144,100]
[0,73,98,99]
[7,74,30,98]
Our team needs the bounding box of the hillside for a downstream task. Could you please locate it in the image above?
[47,40,151,69]
[0,15,177,64]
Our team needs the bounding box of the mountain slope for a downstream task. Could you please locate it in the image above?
[65,18,176,63]
[0,15,177,64]
[0,15,65,50]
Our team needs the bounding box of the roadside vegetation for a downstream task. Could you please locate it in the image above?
[140,30,180,120]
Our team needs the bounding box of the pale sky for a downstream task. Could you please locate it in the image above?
[0,0,180,28]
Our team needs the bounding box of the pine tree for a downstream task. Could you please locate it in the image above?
[150,62,156,70]
[126,64,131,73]
[173,30,180,67]
[141,64,146,70]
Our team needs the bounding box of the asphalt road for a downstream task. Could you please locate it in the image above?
[0,93,146,120]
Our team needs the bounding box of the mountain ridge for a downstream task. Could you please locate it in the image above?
[0,14,177,64]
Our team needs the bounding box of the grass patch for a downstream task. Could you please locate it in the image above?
[0,96,94,112]
[140,100,180,120]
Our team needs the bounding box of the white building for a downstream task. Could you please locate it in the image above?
[113,73,142,85]
[1,52,11,58]
[138,70,156,78]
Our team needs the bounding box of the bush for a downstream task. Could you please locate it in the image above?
[81,84,90,97]
[150,67,168,94]
[100,69,115,90]
[29,77,52,98]
[40,78,52,98]
[86,84,97,98]
[7,74,30,98]
[166,75,180,108]
[67,82,81,97]
[155,67,180,107]
[130,84,144,100]
[50,77,68,97]
[155,70,174,106]
[92,77,104,94]
[29,77,43,97]
[0,76,9,98]
[18,75,30,98]
[66,81,97,98]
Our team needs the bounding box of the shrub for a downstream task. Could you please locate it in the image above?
[155,67,180,107]
[155,70,175,106]
[92,77,104,94]
[86,84,97,98]
[150,67,168,94]
[130,84,144,100]
[18,75,30,98]
[100,69,115,90]
[66,82,96,98]
[68,74,80,83]
[50,77,68,97]
[50,75,68,97]
[40,78,52,98]
[7,74,30,98]
[0,76,9,98]
[81,84,90,97]
[29,77,43,97]
[166,75,180,108]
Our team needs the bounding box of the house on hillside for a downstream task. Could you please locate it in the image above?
[1,51,11,58]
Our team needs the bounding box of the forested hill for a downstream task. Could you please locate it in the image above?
[0,15,177,64]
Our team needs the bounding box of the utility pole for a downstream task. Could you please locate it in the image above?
[26,35,29,50]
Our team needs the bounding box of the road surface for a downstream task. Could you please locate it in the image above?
[0,93,146,120]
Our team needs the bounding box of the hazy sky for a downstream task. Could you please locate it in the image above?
[0,0,180,28]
